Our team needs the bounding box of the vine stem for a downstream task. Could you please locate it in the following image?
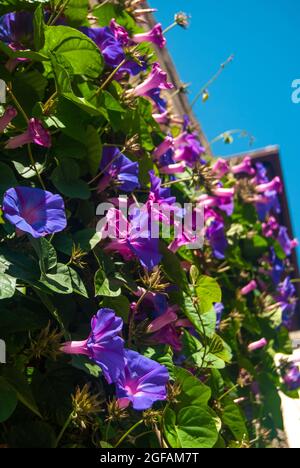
[163,22,178,35]
[54,411,75,448]
[6,85,46,189]
[219,384,240,402]
[49,0,72,26]
[191,54,234,108]
[114,420,144,448]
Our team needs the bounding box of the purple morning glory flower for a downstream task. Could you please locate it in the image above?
[206,218,228,260]
[277,226,298,256]
[80,26,125,68]
[133,24,166,49]
[276,277,298,327]
[270,248,284,285]
[283,363,300,391]
[97,147,140,193]
[149,170,176,206]
[0,106,17,133]
[214,302,224,329]
[212,158,230,178]
[146,88,168,113]
[173,132,206,168]
[61,309,125,384]
[132,62,173,97]
[2,187,67,238]
[5,118,51,149]
[0,12,34,49]
[116,349,169,410]
[103,208,162,270]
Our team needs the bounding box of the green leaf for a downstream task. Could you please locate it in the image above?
[1,367,41,418]
[196,275,222,314]
[63,0,89,26]
[183,295,216,337]
[160,242,189,293]
[0,272,16,299]
[33,3,45,50]
[0,377,18,423]
[94,269,121,297]
[68,267,88,298]
[31,238,57,275]
[222,398,249,442]
[174,367,211,407]
[51,160,91,200]
[102,295,130,323]
[0,162,18,197]
[42,25,104,77]
[85,125,103,176]
[164,406,218,448]
[41,263,73,295]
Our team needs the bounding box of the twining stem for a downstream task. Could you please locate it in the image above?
[191,54,234,108]
[54,411,75,448]
[49,0,72,26]
[163,22,178,35]
[161,176,194,187]
[6,85,46,189]
[94,0,111,9]
[114,420,144,448]
[219,384,240,402]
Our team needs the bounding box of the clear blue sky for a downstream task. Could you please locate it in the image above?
[151,0,300,253]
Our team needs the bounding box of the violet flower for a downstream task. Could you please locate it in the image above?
[102,208,162,270]
[248,338,267,352]
[215,303,224,329]
[146,88,168,113]
[5,118,51,149]
[80,26,125,68]
[133,62,173,97]
[61,309,125,384]
[0,12,34,50]
[0,106,17,133]
[97,147,139,193]
[240,280,258,296]
[276,277,298,327]
[2,187,67,238]
[206,218,228,259]
[116,349,169,410]
[277,226,298,256]
[283,363,300,391]
[133,24,166,49]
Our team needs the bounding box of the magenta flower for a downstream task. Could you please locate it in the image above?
[212,158,230,178]
[147,306,183,352]
[159,162,186,174]
[248,338,267,352]
[277,226,298,256]
[256,176,282,194]
[133,62,173,97]
[153,135,174,159]
[283,363,300,391]
[2,187,67,238]
[110,18,129,46]
[240,280,258,296]
[5,118,51,149]
[133,24,166,49]
[0,106,17,133]
[116,350,169,410]
[262,216,279,238]
[232,156,255,176]
[61,309,125,384]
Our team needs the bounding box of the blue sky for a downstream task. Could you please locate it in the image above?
[151,0,300,253]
